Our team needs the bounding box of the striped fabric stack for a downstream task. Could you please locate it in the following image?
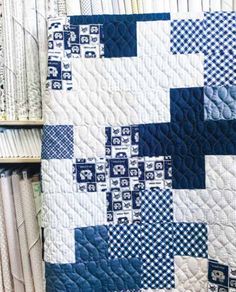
[0,0,47,121]
[48,0,236,16]
[0,170,42,292]
[0,128,41,158]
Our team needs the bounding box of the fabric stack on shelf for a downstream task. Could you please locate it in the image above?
[0,170,43,292]
[0,128,42,158]
[48,0,236,16]
[0,0,47,121]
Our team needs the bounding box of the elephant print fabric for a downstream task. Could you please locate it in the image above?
[42,10,236,292]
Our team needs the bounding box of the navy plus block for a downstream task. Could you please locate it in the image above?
[46,258,141,292]
[139,87,236,189]
[104,21,137,58]
[75,226,108,263]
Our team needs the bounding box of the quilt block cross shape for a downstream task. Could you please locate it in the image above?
[139,87,236,189]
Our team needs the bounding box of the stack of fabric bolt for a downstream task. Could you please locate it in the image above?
[0,170,43,292]
[0,128,42,158]
[0,0,47,121]
[48,0,236,16]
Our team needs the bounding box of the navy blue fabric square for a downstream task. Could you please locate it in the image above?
[75,226,108,263]
[46,258,141,292]
[139,87,236,189]
[42,125,73,159]
[173,222,208,258]
[172,154,206,189]
[104,21,137,58]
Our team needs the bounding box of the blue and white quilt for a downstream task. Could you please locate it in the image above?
[42,10,236,292]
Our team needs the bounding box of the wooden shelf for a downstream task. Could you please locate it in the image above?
[0,158,41,163]
[0,120,44,126]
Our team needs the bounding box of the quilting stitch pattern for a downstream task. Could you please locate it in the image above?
[43,10,236,292]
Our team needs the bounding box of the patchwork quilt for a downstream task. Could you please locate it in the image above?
[42,10,236,292]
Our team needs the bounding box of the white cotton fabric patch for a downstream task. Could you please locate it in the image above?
[208,224,236,266]
[41,159,74,193]
[42,192,107,229]
[205,155,236,191]
[74,125,106,158]
[72,54,204,92]
[44,89,170,126]
[137,20,171,55]
[44,228,75,264]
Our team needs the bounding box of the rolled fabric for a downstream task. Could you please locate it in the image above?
[80,0,92,15]
[13,0,28,120]
[188,0,203,11]
[2,0,16,120]
[0,184,13,292]
[101,0,113,13]
[178,0,189,12]
[0,4,5,121]
[124,0,133,13]
[112,0,120,13]
[0,175,24,292]
[20,174,43,292]
[131,0,138,13]
[36,0,48,103]
[47,0,59,17]
[57,0,67,15]
[12,174,35,292]
[142,0,153,13]
[24,0,42,120]
[118,0,126,14]
[136,0,144,13]
[0,256,4,292]
[91,0,103,14]
[66,0,82,15]
[31,175,42,229]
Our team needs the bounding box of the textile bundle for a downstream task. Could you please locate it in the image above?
[0,0,47,121]
[42,1,236,292]
[0,128,42,158]
[48,0,236,16]
[0,170,43,292]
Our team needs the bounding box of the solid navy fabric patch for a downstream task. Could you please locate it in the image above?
[139,87,236,189]
[104,21,137,58]
[45,258,141,292]
[42,125,74,159]
[75,226,108,262]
